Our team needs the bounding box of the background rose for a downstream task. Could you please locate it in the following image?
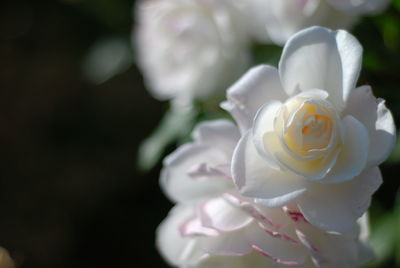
[223,26,395,233]
[241,0,390,45]
[135,0,250,104]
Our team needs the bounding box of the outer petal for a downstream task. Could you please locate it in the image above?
[247,222,309,265]
[326,0,390,14]
[297,167,382,233]
[344,86,396,167]
[221,65,287,133]
[193,119,240,158]
[279,26,362,111]
[161,143,232,203]
[156,204,204,266]
[195,252,279,268]
[232,131,307,207]
[202,221,308,265]
[322,115,369,184]
[200,197,253,232]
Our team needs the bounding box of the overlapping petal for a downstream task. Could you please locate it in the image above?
[297,167,382,233]
[161,120,238,203]
[232,131,308,207]
[344,86,396,167]
[221,65,287,132]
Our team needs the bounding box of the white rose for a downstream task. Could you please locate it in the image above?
[241,0,390,45]
[222,26,395,233]
[157,119,373,267]
[135,0,249,103]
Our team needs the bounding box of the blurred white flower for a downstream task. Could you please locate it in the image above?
[157,120,373,267]
[0,247,15,268]
[135,0,249,104]
[240,0,390,44]
[223,26,395,233]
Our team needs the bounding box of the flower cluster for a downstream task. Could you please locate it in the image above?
[135,0,390,103]
[134,0,396,267]
[155,26,395,267]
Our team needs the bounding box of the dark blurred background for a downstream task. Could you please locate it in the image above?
[0,0,172,267]
[1,0,400,267]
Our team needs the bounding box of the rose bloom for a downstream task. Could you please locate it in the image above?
[240,0,390,44]
[135,0,249,104]
[222,26,395,234]
[157,120,373,267]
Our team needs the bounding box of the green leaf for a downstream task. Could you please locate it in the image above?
[82,37,133,84]
[386,133,400,164]
[368,212,397,265]
[393,190,400,266]
[137,105,198,171]
[252,43,282,66]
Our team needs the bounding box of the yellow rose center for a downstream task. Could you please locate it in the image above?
[281,99,335,158]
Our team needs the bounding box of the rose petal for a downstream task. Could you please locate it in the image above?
[195,253,276,268]
[180,217,220,237]
[222,65,287,132]
[322,115,369,184]
[298,167,382,233]
[156,204,205,266]
[247,222,308,265]
[232,131,307,207]
[161,143,232,203]
[193,119,240,158]
[200,197,254,232]
[344,86,396,167]
[279,26,362,111]
[252,100,283,170]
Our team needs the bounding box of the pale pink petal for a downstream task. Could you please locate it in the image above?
[199,197,254,232]
[201,227,253,256]
[161,143,232,203]
[196,252,277,267]
[156,204,205,266]
[180,217,219,237]
[246,222,309,265]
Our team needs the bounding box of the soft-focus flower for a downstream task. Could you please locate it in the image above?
[240,0,390,45]
[135,0,249,104]
[0,247,15,268]
[157,120,373,267]
[223,26,395,233]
